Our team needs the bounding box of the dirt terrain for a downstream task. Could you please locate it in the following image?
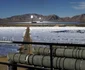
[0,57,26,70]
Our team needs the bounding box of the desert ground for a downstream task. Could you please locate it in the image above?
[0,57,26,70]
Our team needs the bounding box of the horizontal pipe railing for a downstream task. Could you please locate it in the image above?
[0,62,49,70]
[0,41,85,47]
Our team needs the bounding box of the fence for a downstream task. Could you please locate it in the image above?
[0,41,85,70]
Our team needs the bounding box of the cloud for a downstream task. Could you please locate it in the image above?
[71,2,85,10]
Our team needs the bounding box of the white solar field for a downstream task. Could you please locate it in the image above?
[0,27,85,56]
[0,27,26,41]
[0,27,85,44]
[30,27,85,44]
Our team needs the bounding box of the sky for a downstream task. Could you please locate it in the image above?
[0,0,85,18]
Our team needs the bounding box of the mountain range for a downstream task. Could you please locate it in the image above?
[0,13,85,23]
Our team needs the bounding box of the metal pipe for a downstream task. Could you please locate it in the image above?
[50,45,53,70]
[8,61,17,70]
[7,53,85,70]
[0,41,85,47]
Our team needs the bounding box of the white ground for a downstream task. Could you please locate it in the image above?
[0,27,85,44]
[30,27,85,44]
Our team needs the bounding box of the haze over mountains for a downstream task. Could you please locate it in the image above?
[0,13,85,23]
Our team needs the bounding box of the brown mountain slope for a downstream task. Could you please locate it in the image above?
[0,13,85,22]
[70,14,85,22]
[3,14,59,22]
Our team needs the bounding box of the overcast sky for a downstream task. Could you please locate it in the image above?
[0,0,85,18]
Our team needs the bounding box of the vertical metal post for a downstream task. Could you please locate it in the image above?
[8,61,17,70]
[50,45,53,70]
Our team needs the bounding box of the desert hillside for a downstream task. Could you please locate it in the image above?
[0,13,85,23]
